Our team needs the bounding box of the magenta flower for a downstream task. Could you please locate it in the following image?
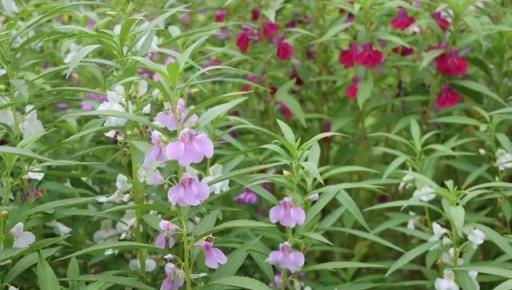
[165,128,214,166]
[436,85,461,108]
[390,8,415,31]
[154,99,197,131]
[155,219,177,249]
[85,18,95,29]
[356,43,384,68]
[196,240,227,269]
[80,101,94,111]
[431,11,451,32]
[215,10,226,22]
[345,76,360,100]
[338,42,359,68]
[234,188,258,205]
[267,242,305,273]
[168,173,210,206]
[277,102,293,121]
[276,38,294,60]
[269,197,305,228]
[261,20,279,41]
[435,49,468,77]
[236,29,252,53]
[160,263,184,290]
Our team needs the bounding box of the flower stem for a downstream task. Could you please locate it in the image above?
[130,145,147,276]
[180,206,193,290]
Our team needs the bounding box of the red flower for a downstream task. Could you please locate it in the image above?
[431,12,451,32]
[435,49,468,76]
[356,43,384,68]
[436,85,461,108]
[215,10,226,22]
[338,42,359,68]
[392,45,414,57]
[278,102,293,120]
[345,77,360,100]
[236,29,251,53]
[251,8,261,21]
[276,38,294,60]
[390,8,415,30]
[261,20,279,41]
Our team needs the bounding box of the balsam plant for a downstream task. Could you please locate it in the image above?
[1,0,512,290]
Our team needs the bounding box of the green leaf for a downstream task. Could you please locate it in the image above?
[452,80,506,106]
[210,276,273,290]
[193,210,220,236]
[209,220,275,234]
[335,189,370,230]
[65,44,100,78]
[476,224,512,257]
[385,241,439,276]
[315,21,353,42]
[37,252,61,290]
[419,49,444,70]
[198,97,247,127]
[299,232,333,245]
[430,116,484,127]
[277,119,296,145]
[63,274,156,290]
[357,78,373,109]
[59,242,161,260]
[303,261,385,272]
[494,279,512,290]
[5,247,60,283]
[66,110,161,131]
[329,227,404,253]
[275,80,306,126]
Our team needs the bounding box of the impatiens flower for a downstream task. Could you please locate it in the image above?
[251,8,261,21]
[496,148,512,171]
[464,226,485,248]
[165,128,214,166]
[435,269,459,290]
[435,49,468,76]
[398,170,415,192]
[168,173,210,206]
[216,27,230,41]
[431,11,451,32]
[55,103,69,110]
[269,197,305,228]
[0,97,15,127]
[129,258,157,272]
[390,8,415,30]
[85,18,95,29]
[215,10,226,22]
[117,210,136,240]
[441,248,463,266]
[436,85,461,109]
[407,211,419,230]
[338,43,359,68]
[236,29,252,53]
[155,219,177,249]
[391,45,414,57]
[97,85,129,128]
[345,77,360,100]
[277,102,294,120]
[145,131,166,163]
[93,220,118,244]
[8,286,19,290]
[261,20,279,40]
[160,263,185,290]
[46,220,72,236]
[266,242,305,273]
[234,188,258,205]
[412,185,436,202]
[20,105,44,140]
[356,43,384,68]
[2,0,19,13]
[63,43,80,64]
[429,222,451,249]
[9,222,36,248]
[154,98,197,131]
[276,38,294,60]
[196,239,228,269]
[202,164,230,194]
[97,174,132,203]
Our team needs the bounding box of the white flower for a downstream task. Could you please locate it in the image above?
[0,68,6,76]
[93,220,118,244]
[116,210,136,240]
[435,269,459,290]
[142,103,151,114]
[407,211,419,230]
[46,220,72,236]
[63,43,80,64]
[441,248,463,266]
[26,171,44,181]
[138,80,148,96]
[20,105,44,139]
[97,174,131,204]
[0,97,15,127]
[496,149,512,171]
[9,222,36,248]
[429,222,450,250]
[2,0,19,13]
[477,148,486,155]
[464,226,485,248]
[398,170,415,192]
[202,164,229,194]
[8,286,19,290]
[412,185,436,202]
[129,258,157,272]
[97,86,129,129]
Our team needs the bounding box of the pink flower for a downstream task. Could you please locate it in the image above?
[251,8,261,21]
[269,197,305,228]
[431,11,451,32]
[234,188,258,205]
[391,45,414,56]
[338,42,359,68]
[276,38,294,60]
[160,263,184,290]
[390,8,415,30]
[80,101,94,111]
[85,18,95,30]
[155,219,177,249]
[55,103,69,110]
[266,242,304,273]
[145,132,166,164]
[196,239,227,269]
[277,102,293,121]
[345,77,360,100]
[154,99,197,131]
[435,49,468,76]
[168,173,210,206]
[356,43,384,68]
[436,85,461,108]
[236,29,251,53]
[165,129,214,166]
[215,10,226,22]
[261,20,279,41]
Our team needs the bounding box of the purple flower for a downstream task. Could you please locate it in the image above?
[266,242,304,273]
[165,128,214,166]
[145,132,166,164]
[216,27,230,41]
[168,173,210,206]
[155,219,177,249]
[196,240,227,269]
[55,103,69,110]
[85,18,95,29]
[234,188,258,205]
[160,263,184,290]
[269,197,305,228]
[154,99,197,131]
[80,101,94,111]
